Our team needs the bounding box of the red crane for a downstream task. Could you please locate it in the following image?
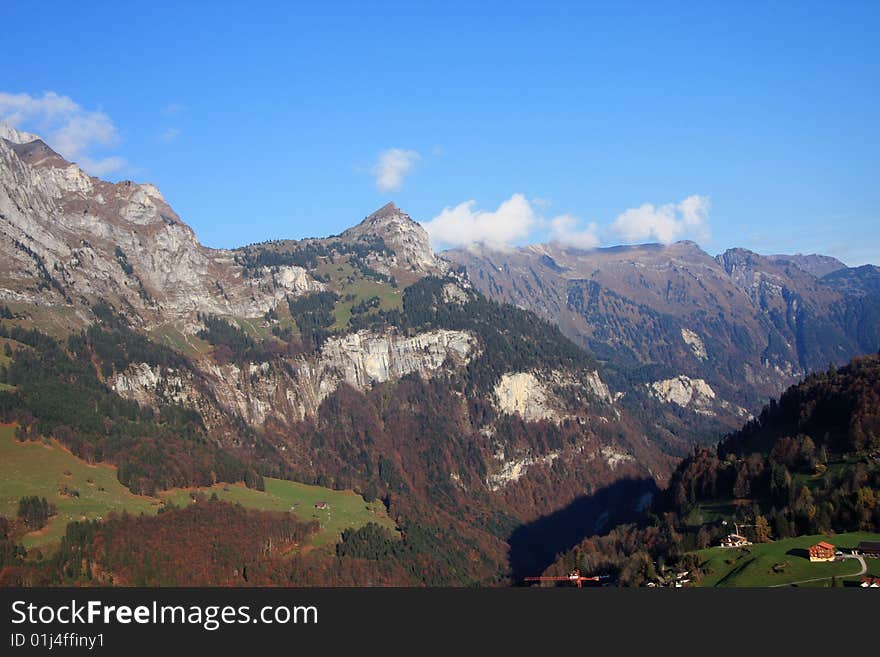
[524,570,600,588]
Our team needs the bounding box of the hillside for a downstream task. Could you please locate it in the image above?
[2,124,876,587]
[541,353,880,586]
[0,129,673,586]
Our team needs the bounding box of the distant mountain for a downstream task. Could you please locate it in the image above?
[822,264,880,297]
[445,241,880,443]
[767,253,847,278]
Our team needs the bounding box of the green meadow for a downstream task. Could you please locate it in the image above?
[0,424,395,550]
[694,532,880,587]
[159,478,397,547]
[312,260,403,330]
[0,424,158,548]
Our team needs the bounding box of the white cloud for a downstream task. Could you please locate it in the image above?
[610,195,710,244]
[423,193,548,250]
[0,91,125,176]
[371,148,420,192]
[548,214,600,250]
[425,193,710,251]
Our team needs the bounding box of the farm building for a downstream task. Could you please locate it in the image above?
[314,502,329,510]
[856,541,880,557]
[808,541,836,562]
[720,534,750,548]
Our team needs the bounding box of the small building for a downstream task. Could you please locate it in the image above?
[856,541,880,557]
[809,541,836,562]
[720,534,750,548]
[314,502,329,510]
[860,577,880,588]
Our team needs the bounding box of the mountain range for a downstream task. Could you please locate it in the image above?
[0,126,878,585]
[447,239,880,444]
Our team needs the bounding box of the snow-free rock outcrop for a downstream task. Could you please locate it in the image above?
[111,328,479,427]
[0,134,323,326]
[647,374,749,419]
[493,369,614,423]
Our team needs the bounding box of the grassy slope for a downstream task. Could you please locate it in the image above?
[146,324,212,358]
[694,532,880,587]
[0,424,158,548]
[0,424,395,550]
[159,479,396,547]
[315,260,402,330]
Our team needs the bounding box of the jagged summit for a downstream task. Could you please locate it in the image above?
[344,202,418,236]
[341,202,439,273]
[446,232,880,438]
[368,201,404,220]
[0,131,322,326]
[6,138,69,170]
[0,122,41,145]
[768,253,847,278]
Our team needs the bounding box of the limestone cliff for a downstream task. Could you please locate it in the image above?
[0,134,322,328]
[110,327,478,427]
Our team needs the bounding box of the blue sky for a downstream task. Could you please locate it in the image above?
[1,1,878,264]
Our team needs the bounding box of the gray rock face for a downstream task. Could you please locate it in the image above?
[111,327,478,427]
[0,135,322,327]
[446,240,880,425]
[646,375,750,419]
[318,328,476,391]
[493,369,613,423]
[0,123,40,145]
[341,203,443,275]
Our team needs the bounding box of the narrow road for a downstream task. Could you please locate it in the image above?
[769,554,867,588]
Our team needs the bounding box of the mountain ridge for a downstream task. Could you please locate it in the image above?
[0,135,678,584]
[445,239,880,445]
[0,129,876,586]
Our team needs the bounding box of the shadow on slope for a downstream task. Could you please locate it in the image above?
[507,477,658,583]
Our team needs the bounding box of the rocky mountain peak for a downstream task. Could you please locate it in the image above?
[0,132,323,326]
[0,122,41,145]
[368,201,404,220]
[341,203,439,273]
[716,247,761,274]
[345,202,417,236]
[769,253,847,278]
[6,138,70,170]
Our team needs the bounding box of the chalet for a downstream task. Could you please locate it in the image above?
[855,541,880,557]
[720,534,750,548]
[314,502,329,510]
[808,541,836,562]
